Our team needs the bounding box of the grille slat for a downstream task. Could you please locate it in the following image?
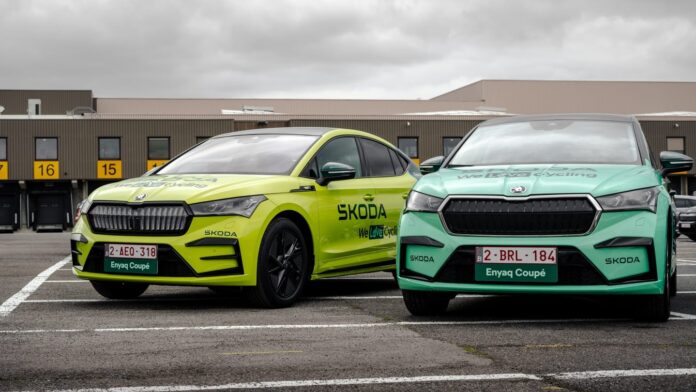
[88,204,190,235]
[441,197,597,236]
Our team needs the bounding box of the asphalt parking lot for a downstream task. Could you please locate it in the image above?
[2,232,696,391]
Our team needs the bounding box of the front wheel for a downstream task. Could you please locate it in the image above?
[636,270,671,322]
[402,290,451,316]
[246,218,309,308]
[90,280,148,299]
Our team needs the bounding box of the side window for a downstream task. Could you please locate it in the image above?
[314,137,362,178]
[388,148,406,176]
[359,138,396,177]
[675,198,687,208]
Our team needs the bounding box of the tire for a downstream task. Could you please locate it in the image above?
[670,268,677,297]
[245,218,309,308]
[636,268,671,322]
[402,290,451,316]
[90,280,148,299]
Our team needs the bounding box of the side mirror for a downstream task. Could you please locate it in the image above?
[660,151,693,176]
[316,162,356,186]
[419,156,444,175]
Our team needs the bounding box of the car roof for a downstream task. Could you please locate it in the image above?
[675,195,696,199]
[478,113,636,127]
[214,127,336,138]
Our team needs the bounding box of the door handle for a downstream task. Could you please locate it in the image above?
[363,194,375,202]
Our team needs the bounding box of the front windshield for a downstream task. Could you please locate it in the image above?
[448,120,641,167]
[157,134,319,175]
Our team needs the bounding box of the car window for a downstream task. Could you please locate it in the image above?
[449,120,641,166]
[388,148,406,175]
[158,134,318,175]
[315,137,362,177]
[676,198,688,208]
[359,138,396,177]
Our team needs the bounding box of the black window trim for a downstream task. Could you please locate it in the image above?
[34,136,59,161]
[98,137,121,160]
[357,136,413,179]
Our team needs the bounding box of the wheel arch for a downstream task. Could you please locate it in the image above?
[272,210,315,276]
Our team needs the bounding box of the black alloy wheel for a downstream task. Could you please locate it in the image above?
[247,218,309,308]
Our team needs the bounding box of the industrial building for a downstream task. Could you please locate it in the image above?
[0,80,695,232]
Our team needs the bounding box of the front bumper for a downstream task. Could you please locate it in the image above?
[71,214,263,287]
[397,208,668,295]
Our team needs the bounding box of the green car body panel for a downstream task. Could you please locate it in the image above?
[72,128,417,292]
[397,115,691,306]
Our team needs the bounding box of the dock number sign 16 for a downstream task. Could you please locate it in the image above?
[97,160,122,179]
[33,161,60,180]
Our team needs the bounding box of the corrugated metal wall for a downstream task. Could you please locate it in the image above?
[289,119,483,159]
[0,118,694,182]
[0,90,93,115]
[0,119,234,180]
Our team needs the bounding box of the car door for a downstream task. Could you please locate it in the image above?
[357,137,417,261]
[309,136,377,273]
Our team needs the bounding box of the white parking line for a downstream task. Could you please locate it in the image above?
[549,367,696,379]
[12,367,696,391]
[678,274,696,277]
[5,315,694,335]
[669,312,696,320]
[0,256,70,318]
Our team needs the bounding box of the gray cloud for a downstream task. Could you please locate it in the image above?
[0,0,694,99]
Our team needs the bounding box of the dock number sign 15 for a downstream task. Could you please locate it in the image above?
[97,160,123,179]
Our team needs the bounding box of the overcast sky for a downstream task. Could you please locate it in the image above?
[1,0,695,99]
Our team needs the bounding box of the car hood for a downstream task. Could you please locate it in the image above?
[89,174,303,204]
[415,164,659,198]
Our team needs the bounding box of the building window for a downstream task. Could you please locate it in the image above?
[443,137,462,156]
[0,138,6,160]
[667,137,685,153]
[398,137,418,159]
[98,137,121,160]
[35,137,58,160]
[148,137,170,160]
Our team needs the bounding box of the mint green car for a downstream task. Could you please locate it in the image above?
[397,114,692,321]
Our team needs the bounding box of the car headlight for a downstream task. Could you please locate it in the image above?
[596,187,659,213]
[190,195,267,217]
[74,199,92,223]
[405,191,444,212]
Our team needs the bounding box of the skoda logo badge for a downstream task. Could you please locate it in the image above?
[510,186,526,194]
[135,193,147,201]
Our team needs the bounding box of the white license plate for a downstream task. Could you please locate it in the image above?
[106,243,158,260]
[476,246,557,264]
[681,223,692,229]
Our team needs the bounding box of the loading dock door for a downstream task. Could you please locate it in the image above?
[34,194,66,231]
[0,195,17,232]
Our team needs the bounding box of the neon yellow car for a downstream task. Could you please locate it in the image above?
[71,127,419,307]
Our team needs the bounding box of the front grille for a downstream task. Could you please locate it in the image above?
[433,246,606,285]
[88,204,191,235]
[441,197,597,235]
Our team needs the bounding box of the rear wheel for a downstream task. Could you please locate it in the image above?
[90,281,148,299]
[670,267,677,297]
[246,218,309,308]
[402,290,451,316]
